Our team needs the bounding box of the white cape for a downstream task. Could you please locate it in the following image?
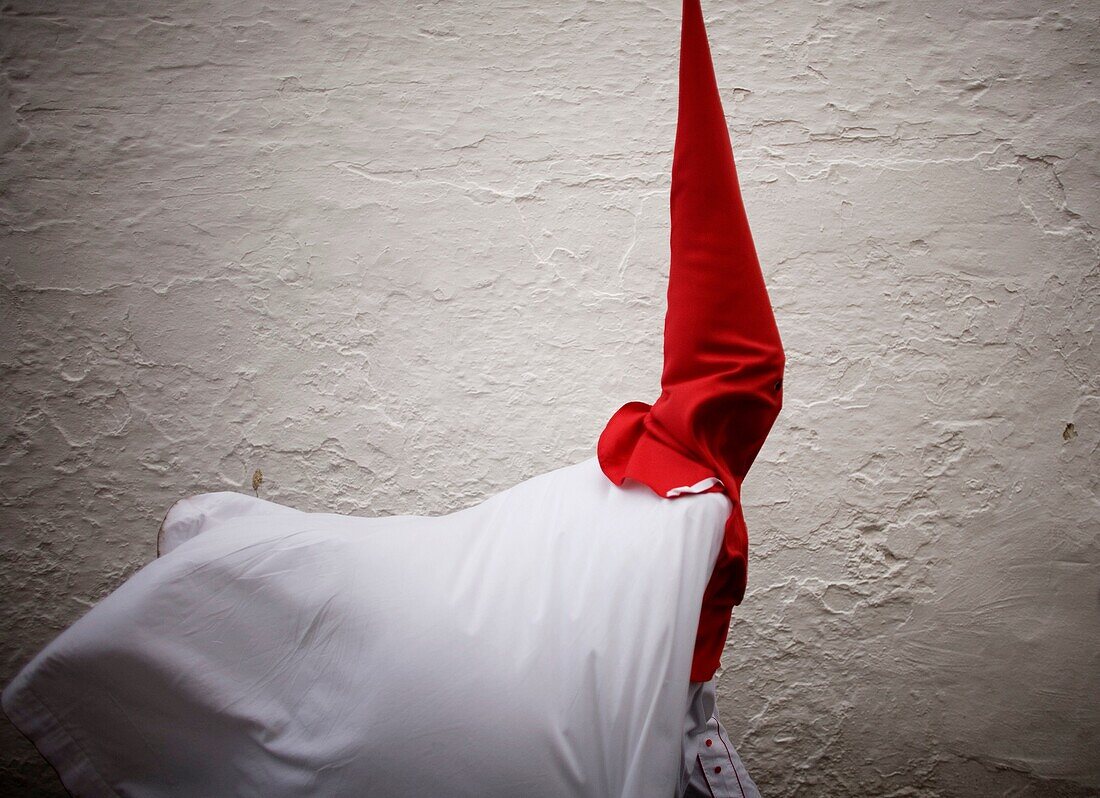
[3,457,731,797]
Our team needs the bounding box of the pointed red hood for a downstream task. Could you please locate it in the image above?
[597,0,785,681]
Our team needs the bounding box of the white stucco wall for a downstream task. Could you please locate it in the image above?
[1,1,1097,795]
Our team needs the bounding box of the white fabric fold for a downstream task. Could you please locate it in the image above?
[4,457,731,798]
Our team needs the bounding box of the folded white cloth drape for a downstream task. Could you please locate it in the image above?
[4,457,748,797]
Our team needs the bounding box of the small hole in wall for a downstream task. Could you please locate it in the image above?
[1062,423,1077,441]
[252,469,264,495]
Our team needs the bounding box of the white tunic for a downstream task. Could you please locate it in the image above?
[3,457,758,797]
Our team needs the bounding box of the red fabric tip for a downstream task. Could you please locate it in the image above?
[596,0,785,682]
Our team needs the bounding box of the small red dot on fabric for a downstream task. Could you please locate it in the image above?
[714,766,722,774]
[705,739,713,747]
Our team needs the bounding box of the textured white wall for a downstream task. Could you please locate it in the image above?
[1,1,1097,795]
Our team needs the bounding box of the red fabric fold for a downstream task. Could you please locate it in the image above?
[597,0,785,682]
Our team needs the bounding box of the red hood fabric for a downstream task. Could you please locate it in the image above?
[597,0,785,682]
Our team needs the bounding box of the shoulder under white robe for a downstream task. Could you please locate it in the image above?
[4,457,758,797]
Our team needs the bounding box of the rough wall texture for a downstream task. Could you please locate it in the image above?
[1,1,1097,795]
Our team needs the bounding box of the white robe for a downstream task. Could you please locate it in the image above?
[3,457,758,797]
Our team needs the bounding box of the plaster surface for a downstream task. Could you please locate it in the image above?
[1,1,1097,795]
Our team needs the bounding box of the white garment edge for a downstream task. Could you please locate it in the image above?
[665,477,724,498]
